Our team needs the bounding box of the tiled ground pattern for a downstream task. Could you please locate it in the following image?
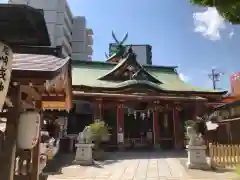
[46,152,238,180]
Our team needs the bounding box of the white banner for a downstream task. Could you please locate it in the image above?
[0,42,13,111]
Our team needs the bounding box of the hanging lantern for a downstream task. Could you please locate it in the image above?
[127,108,131,116]
[134,111,137,120]
[141,112,145,120]
[17,110,41,149]
[147,109,151,118]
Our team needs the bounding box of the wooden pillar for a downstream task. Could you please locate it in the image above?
[173,107,183,149]
[94,99,102,121]
[153,108,159,147]
[194,100,198,119]
[0,84,20,180]
[117,104,124,143]
[30,101,42,180]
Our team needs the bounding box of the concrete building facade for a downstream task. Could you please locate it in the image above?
[71,16,93,61]
[9,0,93,60]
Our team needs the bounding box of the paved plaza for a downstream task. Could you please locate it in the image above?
[45,152,239,180]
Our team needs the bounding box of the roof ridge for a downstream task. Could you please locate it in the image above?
[72,59,177,70]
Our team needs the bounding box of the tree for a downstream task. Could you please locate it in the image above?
[189,0,240,24]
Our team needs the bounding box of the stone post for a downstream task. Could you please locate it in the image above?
[186,126,210,170]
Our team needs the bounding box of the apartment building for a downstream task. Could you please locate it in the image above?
[9,0,93,60]
[71,16,93,61]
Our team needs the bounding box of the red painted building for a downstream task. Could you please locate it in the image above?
[230,72,240,96]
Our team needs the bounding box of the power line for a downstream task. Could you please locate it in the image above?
[208,68,224,90]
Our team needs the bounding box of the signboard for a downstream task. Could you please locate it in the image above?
[41,101,66,110]
[0,42,13,111]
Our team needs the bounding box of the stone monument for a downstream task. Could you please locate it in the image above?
[75,126,94,165]
[186,126,210,170]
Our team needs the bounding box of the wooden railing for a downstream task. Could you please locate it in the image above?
[209,143,240,167]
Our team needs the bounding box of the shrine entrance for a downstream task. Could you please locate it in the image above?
[124,107,154,150]
[158,111,174,150]
[103,107,117,150]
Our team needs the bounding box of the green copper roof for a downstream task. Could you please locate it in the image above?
[72,60,226,94]
[99,52,161,84]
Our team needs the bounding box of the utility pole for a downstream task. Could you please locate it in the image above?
[208,68,224,90]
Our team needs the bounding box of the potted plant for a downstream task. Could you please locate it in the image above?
[88,120,110,160]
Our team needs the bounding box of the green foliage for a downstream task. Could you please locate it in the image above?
[189,0,240,24]
[88,121,110,144]
[189,0,216,7]
[236,164,240,175]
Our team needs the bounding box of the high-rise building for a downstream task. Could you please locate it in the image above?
[109,44,152,65]
[8,0,93,60]
[71,16,93,61]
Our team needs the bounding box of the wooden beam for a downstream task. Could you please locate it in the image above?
[30,101,41,180]
[0,84,21,180]
[21,100,36,110]
[10,45,62,56]
[11,78,46,86]
[73,91,207,101]
[21,85,41,101]
[0,112,8,117]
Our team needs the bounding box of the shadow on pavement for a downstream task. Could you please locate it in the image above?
[104,150,187,161]
[43,153,75,175]
[180,159,235,173]
[42,150,187,175]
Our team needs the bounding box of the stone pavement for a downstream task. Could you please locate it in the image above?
[45,152,239,180]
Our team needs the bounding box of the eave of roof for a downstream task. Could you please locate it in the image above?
[0,4,50,46]
[12,53,70,79]
[214,99,240,111]
[73,91,207,101]
[72,84,227,95]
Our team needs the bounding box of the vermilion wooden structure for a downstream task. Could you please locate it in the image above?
[0,4,72,180]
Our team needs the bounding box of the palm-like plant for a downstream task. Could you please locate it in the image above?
[88,120,110,160]
[89,121,110,144]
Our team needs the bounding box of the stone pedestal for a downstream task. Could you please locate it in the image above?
[75,143,94,165]
[39,155,47,174]
[186,145,210,170]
